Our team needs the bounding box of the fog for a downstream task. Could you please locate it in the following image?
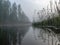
[9,0,52,22]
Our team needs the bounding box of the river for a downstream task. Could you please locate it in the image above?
[0,25,59,45]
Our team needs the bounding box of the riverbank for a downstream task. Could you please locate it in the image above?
[32,16,60,34]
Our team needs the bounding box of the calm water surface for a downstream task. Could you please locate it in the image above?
[0,25,59,45]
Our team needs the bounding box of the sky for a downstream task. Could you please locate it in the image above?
[9,0,51,22]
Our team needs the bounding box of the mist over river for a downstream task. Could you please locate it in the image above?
[0,25,59,45]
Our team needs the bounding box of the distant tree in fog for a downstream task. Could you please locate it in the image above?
[0,0,30,24]
[0,0,11,23]
[9,2,18,23]
[18,4,29,23]
[3,0,11,23]
[18,4,22,22]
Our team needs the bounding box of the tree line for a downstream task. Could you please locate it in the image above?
[0,0,29,24]
[0,0,29,45]
[33,0,60,28]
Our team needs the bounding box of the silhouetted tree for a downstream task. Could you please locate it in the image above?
[18,4,22,22]
[3,0,11,23]
[9,2,18,23]
[0,0,11,24]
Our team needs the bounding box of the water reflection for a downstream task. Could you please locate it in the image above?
[0,26,30,45]
[0,26,60,45]
[33,27,59,45]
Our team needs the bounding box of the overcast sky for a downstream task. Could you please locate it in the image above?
[9,0,51,22]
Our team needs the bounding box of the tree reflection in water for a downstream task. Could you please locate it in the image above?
[33,28,59,45]
[0,26,30,45]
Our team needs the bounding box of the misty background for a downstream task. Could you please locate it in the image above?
[9,0,56,22]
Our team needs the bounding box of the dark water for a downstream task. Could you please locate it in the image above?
[0,25,59,45]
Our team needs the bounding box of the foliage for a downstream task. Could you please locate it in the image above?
[0,0,29,24]
[0,0,29,45]
[33,0,60,28]
[32,0,60,34]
